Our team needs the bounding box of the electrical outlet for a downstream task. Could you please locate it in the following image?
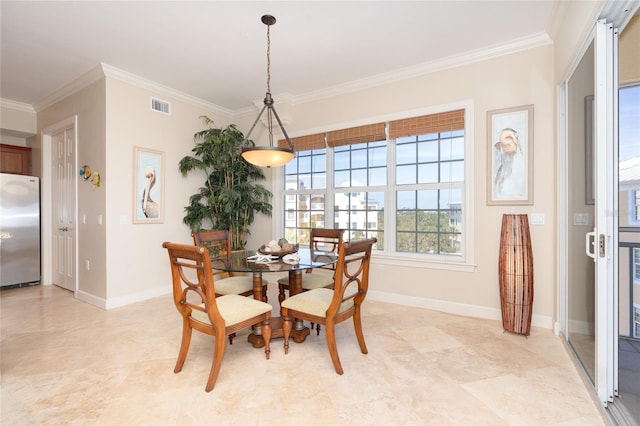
[85,260,90,271]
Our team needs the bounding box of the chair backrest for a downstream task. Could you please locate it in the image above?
[309,228,345,272]
[327,238,376,318]
[163,242,224,330]
[192,230,235,278]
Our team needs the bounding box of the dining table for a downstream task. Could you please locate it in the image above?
[210,247,338,348]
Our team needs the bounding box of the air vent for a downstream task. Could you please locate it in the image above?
[150,97,171,115]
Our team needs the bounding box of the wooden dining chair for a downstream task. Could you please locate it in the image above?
[277,228,344,299]
[193,230,268,302]
[163,242,272,392]
[281,237,376,375]
[277,228,344,335]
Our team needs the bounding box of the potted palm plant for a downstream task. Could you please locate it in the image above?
[179,116,273,249]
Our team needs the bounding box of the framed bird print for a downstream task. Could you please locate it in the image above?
[487,104,534,205]
[133,146,165,223]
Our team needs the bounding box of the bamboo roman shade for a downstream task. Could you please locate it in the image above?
[388,109,465,139]
[326,123,386,147]
[276,109,464,151]
[278,133,326,151]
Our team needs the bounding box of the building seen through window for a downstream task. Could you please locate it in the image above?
[282,109,467,262]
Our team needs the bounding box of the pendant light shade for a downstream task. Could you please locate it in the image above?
[241,146,295,168]
[241,15,295,168]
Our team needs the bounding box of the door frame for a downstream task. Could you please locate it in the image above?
[41,116,78,294]
[593,19,619,404]
[559,1,638,408]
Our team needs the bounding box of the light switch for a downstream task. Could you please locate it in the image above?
[530,213,545,225]
[573,213,590,226]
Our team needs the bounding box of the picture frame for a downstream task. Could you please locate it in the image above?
[133,146,165,224]
[487,104,534,205]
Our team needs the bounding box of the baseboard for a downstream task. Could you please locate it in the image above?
[569,319,595,335]
[75,286,171,310]
[367,290,554,330]
[75,289,107,309]
[105,286,171,310]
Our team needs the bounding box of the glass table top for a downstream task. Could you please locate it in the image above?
[210,248,337,274]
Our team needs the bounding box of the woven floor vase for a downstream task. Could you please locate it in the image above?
[499,214,534,336]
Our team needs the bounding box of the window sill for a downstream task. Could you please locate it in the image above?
[371,253,477,273]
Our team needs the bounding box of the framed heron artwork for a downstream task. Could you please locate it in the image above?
[487,104,534,205]
[133,146,165,223]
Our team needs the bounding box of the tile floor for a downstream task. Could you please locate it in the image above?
[1,285,608,425]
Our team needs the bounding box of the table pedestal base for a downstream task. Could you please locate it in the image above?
[247,317,310,348]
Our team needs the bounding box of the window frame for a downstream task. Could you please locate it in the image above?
[629,188,640,225]
[273,102,475,272]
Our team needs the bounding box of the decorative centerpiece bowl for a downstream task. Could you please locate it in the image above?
[258,243,299,258]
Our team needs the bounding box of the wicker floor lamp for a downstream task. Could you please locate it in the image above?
[498,214,534,336]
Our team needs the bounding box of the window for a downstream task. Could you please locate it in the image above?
[280,106,472,267]
[283,136,328,244]
[632,190,640,223]
[620,85,640,224]
[634,305,640,339]
[634,248,640,283]
[395,130,464,255]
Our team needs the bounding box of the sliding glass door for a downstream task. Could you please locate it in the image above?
[563,6,640,422]
[563,18,619,407]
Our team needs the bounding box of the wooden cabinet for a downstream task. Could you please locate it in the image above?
[0,144,32,175]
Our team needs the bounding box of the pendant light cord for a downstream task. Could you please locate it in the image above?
[266,24,271,94]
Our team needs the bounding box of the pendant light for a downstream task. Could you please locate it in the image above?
[241,15,295,168]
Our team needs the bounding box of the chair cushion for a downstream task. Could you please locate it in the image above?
[277,273,333,290]
[281,288,353,317]
[215,276,267,295]
[191,295,272,327]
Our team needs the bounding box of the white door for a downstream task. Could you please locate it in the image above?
[51,125,77,292]
[564,17,620,409]
[591,18,619,406]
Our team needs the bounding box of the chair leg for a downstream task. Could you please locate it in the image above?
[353,308,368,354]
[174,320,193,373]
[262,319,272,360]
[263,285,268,303]
[282,310,292,355]
[325,321,343,375]
[205,333,226,392]
[228,333,235,345]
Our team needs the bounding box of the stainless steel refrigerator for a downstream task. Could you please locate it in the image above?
[0,173,40,287]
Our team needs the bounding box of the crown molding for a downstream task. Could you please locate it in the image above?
[100,64,233,118]
[30,32,551,118]
[0,98,36,114]
[294,32,552,105]
[34,64,105,112]
[34,63,233,118]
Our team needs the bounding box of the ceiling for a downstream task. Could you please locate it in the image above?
[0,1,558,112]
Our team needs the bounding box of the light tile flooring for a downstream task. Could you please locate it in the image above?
[1,285,608,425]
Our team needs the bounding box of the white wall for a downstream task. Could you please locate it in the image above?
[246,44,557,328]
[23,2,612,330]
[103,76,233,307]
[37,79,108,299]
